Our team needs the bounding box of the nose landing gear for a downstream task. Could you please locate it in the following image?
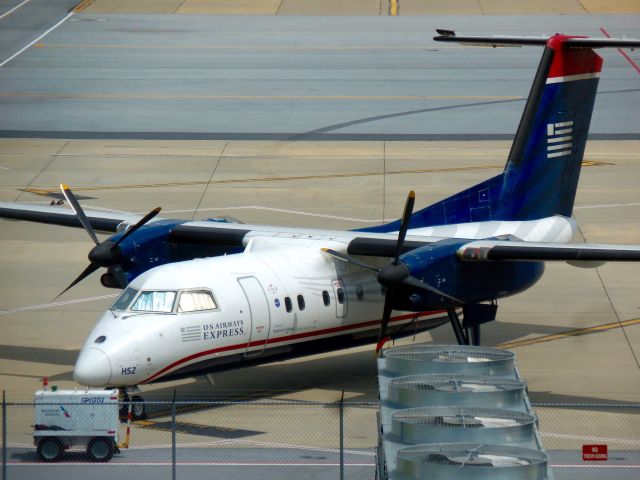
[119,389,147,421]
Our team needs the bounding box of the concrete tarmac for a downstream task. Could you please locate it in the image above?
[0,139,638,406]
[0,4,639,474]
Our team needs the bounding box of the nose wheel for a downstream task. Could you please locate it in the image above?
[119,390,147,421]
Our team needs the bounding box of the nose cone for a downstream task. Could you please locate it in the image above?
[74,347,112,387]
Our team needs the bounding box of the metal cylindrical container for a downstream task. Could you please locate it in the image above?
[384,345,516,377]
[388,374,525,409]
[395,443,548,480]
[391,407,536,445]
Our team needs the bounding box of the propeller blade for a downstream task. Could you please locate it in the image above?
[376,292,395,353]
[401,275,462,304]
[53,263,100,300]
[394,191,415,265]
[320,248,380,272]
[114,207,161,247]
[60,184,99,246]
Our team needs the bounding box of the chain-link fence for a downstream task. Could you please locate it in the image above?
[1,394,378,480]
[1,395,639,480]
[532,403,640,480]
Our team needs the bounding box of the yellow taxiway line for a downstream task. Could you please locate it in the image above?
[20,161,613,196]
[499,318,640,350]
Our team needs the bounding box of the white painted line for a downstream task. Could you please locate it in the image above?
[7,462,376,466]
[160,205,381,223]
[0,11,73,68]
[0,293,118,316]
[0,0,30,21]
[541,432,640,445]
[551,465,640,468]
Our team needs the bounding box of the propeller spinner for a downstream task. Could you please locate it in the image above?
[55,184,161,299]
[322,191,460,353]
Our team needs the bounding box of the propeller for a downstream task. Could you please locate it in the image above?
[55,184,161,299]
[321,191,461,353]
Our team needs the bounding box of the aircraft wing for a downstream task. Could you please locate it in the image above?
[0,201,148,234]
[458,240,640,263]
[0,202,437,254]
[170,221,434,255]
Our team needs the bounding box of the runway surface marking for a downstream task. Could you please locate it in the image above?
[0,11,73,68]
[7,461,376,466]
[498,318,640,350]
[0,0,30,21]
[20,164,505,193]
[72,0,94,13]
[541,432,640,446]
[18,160,611,196]
[389,0,398,16]
[0,293,118,315]
[600,27,640,76]
[164,205,384,223]
[32,43,459,51]
[0,93,522,101]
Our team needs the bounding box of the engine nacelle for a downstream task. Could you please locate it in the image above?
[398,239,545,308]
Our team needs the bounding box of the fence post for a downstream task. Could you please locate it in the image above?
[172,390,177,480]
[339,390,344,480]
[2,390,6,480]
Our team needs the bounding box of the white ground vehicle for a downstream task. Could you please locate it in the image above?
[33,389,120,462]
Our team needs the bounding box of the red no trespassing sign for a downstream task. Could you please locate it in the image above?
[583,444,608,461]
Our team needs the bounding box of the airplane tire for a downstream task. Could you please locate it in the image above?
[132,395,147,420]
[87,437,114,462]
[37,437,64,462]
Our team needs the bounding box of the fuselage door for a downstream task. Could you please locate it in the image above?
[238,276,271,357]
[332,279,348,318]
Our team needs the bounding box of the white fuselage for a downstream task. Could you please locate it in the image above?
[74,239,439,387]
[73,217,576,387]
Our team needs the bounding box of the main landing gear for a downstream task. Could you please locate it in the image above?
[447,303,497,346]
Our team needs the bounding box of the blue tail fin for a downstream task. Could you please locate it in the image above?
[362,34,605,234]
[495,35,602,220]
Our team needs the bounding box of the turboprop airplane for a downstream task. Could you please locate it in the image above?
[1,30,640,418]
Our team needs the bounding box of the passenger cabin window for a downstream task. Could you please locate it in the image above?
[178,290,217,313]
[322,290,331,306]
[285,297,292,313]
[337,288,345,304]
[356,285,364,301]
[131,291,176,313]
[111,287,139,310]
[297,295,305,311]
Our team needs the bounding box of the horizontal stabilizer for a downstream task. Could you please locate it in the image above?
[458,240,640,263]
[434,32,640,49]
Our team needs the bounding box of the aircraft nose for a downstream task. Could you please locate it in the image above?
[74,347,112,387]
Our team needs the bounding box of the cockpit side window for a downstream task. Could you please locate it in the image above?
[131,291,176,313]
[111,287,139,311]
[178,290,218,313]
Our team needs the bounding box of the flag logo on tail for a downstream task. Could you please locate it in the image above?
[547,121,573,158]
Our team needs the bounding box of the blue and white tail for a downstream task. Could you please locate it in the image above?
[363,33,639,234]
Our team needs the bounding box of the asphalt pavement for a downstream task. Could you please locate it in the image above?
[0,14,638,139]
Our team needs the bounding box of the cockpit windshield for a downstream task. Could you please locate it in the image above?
[131,291,177,313]
[109,287,217,314]
[111,287,139,311]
